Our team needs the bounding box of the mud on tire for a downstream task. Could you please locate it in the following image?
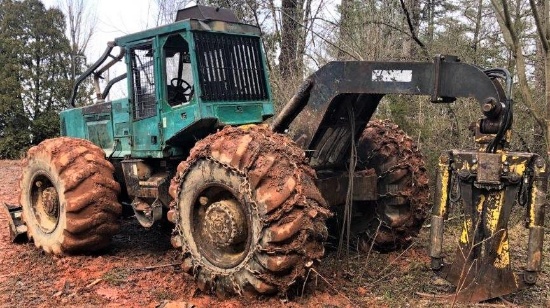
[169,126,330,297]
[355,119,430,250]
[20,137,121,255]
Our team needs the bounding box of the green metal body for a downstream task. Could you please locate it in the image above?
[60,18,274,159]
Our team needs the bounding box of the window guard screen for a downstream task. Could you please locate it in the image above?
[194,32,268,101]
[131,44,156,119]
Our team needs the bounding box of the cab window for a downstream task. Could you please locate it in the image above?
[164,34,194,106]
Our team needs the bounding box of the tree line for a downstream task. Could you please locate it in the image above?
[0,0,549,173]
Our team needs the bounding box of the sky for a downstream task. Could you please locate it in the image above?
[42,0,172,57]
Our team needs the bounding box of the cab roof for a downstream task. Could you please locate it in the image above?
[115,6,261,47]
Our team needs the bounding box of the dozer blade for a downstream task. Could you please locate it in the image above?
[1,203,27,242]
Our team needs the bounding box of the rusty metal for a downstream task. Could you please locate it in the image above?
[429,153,452,270]
[273,56,506,170]
[131,197,163,228]
[42,187,59,217]
[430,150,548,303]
[175,5,239,23]
[2,203,27,242]
[314,172,378,206]
[476,153,501,184]
[204,199,247,247]
[121,159,171,227]
[525,157,547,282]
[121,160,171,205]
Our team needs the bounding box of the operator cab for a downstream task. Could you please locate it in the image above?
[62,5,274,159]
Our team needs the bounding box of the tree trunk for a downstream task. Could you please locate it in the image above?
[529,0,550,156]
[491,0,547,152]
[279,0,300,76]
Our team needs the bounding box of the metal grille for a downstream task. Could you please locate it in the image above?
[194,32,268,101]
[131,44,156,119]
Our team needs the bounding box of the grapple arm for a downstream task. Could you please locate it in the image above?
[271,56,508,168]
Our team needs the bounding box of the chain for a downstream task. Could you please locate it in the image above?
[449,172,462,203]
[171,154,260,276]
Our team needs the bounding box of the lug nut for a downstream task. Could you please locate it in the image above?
[199,196,209,206]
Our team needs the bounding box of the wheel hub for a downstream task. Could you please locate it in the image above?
[42,187,59,217]
[204,199,246,248]
[30,175,60,233]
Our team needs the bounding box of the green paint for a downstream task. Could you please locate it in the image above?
[61,17,273,159]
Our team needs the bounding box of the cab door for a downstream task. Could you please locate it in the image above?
[127,39,163,157]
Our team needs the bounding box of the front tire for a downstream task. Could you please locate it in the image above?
[20,137,121,254]
[169,126,330,297]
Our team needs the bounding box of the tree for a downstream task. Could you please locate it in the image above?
[57,0,98,106]
[279,0,301,76]
[490,0,547,154]
[57,0,97,106]
[0,0,73,157]
[155,0,193,25]
[528,0,550,155]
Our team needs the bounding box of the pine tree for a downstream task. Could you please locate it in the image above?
[0,0,72,158]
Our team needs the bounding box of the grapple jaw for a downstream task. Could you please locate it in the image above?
[429,150,547,303]
[2,203,27,242]
[435,244,528,303]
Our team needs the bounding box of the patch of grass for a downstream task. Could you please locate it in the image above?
[102,268,129,286]
[152,288,174,301]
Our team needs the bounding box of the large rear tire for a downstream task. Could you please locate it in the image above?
[355,119,430,250]
[20,137,121,255]
[169,126,330,297]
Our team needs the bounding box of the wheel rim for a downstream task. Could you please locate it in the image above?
[29,172,60,233]
[191,183,251,269]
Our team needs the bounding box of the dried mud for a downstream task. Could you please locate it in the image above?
[169,126,330,295]
[356,119,430,249]
[20,138,121,254]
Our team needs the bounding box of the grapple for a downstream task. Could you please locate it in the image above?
[429,70,547,302]
[271,56,547,302]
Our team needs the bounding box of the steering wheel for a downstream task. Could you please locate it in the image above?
[169,77,194,103]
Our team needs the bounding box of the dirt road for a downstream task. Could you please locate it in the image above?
[0,160,548,307]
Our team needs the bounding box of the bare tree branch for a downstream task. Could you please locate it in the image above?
[399,0,429,59]
[529,0,549,52]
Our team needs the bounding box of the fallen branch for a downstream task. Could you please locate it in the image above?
[129,263,181,271]
[86,278,103,288]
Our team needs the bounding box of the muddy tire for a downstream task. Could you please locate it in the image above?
[20,137,121,255]
[169,126,330,297]
[355,120,429,250]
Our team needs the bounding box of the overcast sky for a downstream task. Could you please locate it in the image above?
[41,0,187,58]
[40,0,199,99]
